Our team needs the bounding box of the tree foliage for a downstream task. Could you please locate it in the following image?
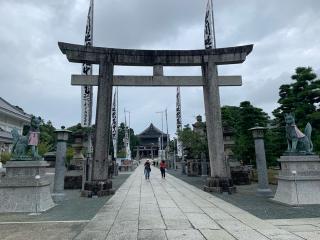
[178,124,208,159]
[39,120,56,151]
[115,122,139,158]
[233,101,269,165]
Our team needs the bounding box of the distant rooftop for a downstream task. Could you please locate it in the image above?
[0,97,31,122]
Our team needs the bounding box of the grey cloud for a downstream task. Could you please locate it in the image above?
[0,0,320,136]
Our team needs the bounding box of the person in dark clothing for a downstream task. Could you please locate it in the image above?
[144,160,151,180]
[160,160,166,178]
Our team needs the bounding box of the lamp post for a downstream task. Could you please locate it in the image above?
[249,126,273,197]
[52,126,71,202]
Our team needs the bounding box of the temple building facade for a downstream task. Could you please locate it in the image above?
[135,123,169,159]
[0,97,31,154]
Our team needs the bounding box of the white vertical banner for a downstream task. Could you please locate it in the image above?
[204,0,216,49]
[81,0,94,127]
[176,87,183,157]
[111,88,118,159]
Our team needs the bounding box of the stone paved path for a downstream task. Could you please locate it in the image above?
[74,165,306,240]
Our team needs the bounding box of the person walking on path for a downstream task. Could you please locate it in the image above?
[160,160,166,179]
[144,160,151,180]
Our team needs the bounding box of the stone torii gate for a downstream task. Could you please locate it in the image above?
[59,42,253,195]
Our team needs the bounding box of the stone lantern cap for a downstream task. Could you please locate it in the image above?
[54,126,71,141]
[72,124,85,144]
[249,126,267,139]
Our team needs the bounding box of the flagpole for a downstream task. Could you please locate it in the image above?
[210,0,216,48]
[116,87,118,159]
[81,0,94,186]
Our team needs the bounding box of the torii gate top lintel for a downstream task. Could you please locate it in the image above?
[58,42,253,66]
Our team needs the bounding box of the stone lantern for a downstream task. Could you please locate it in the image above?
[249,126,273,197]
[70,125,85,170]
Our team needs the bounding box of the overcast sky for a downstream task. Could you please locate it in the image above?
[0,0,319,136]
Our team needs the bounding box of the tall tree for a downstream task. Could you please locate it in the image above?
[178,124,208,159]
[233,101,270,165]
[116,122,139,158]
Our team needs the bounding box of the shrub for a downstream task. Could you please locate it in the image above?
[0,152,11,164]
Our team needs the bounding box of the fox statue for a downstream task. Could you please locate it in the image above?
[285,113,313,154]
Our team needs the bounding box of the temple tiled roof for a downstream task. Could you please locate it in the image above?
[0,97,31,122]
[138,123,166,138]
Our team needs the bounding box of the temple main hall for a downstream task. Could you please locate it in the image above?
[135,123,169,159]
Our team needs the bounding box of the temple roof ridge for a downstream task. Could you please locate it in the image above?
[138,123,166,137]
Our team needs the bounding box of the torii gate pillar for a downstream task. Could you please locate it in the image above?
[202,57,235,193]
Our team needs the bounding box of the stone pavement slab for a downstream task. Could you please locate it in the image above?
[168,169,320,221]
[0,222,86,240]
[266,218,320,240]
[138,229,167,240]
[73,165,308,240]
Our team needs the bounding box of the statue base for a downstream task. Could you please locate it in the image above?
[81,180,115,197]
[273,155,320,205]
[203,177,236,194]
[64,170,82,189]
[0,160,55,213]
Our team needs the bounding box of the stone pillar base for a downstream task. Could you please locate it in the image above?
[257,188,273,197]
[51,193,65,202]
[81,180,115,197]
[273,155,320,205]
[0,161,55,213]
[203,177,236,194]
[64,170,82,189]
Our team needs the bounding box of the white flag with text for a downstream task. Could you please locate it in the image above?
[81,0,94,127]
[204,0,215,49]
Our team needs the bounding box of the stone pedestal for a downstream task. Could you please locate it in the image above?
[0,161,55,213]
[81,180,114,197]
[203,177,236,194]
[64,170,82,189]
[273,155,320,205]
[187,160,200,177]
